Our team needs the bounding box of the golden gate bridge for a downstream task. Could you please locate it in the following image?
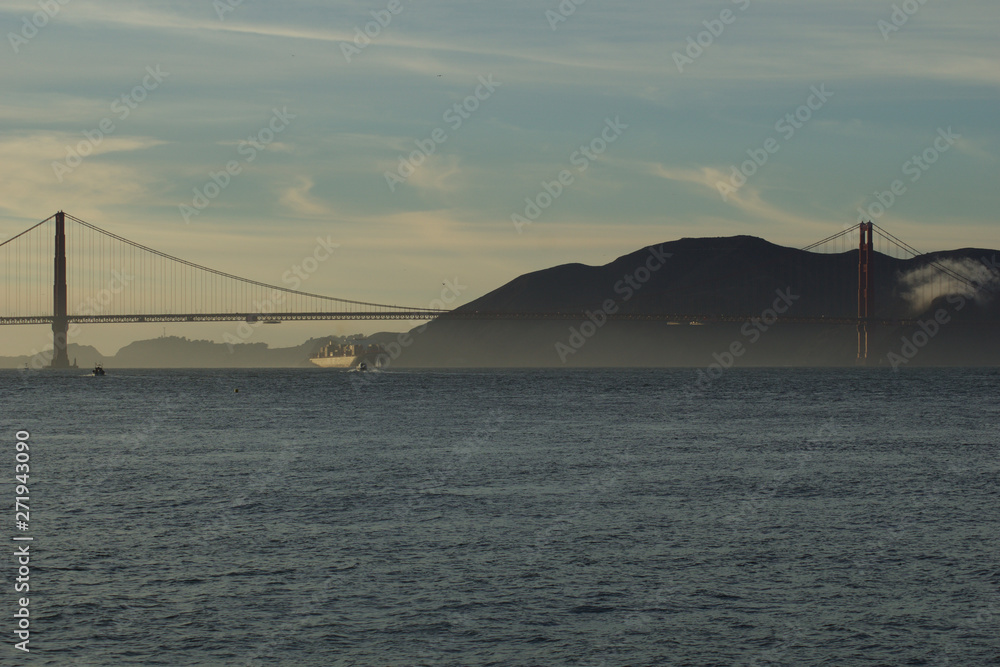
[0,211,985,368]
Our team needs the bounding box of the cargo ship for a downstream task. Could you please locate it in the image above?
[309,340,385,369]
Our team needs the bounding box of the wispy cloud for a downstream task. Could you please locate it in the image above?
[279,176,334,219]
[647,162,834,234]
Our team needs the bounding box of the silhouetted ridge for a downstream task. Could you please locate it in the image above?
[451,235,999,321]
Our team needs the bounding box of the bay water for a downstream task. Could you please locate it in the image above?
[2,368,998,665]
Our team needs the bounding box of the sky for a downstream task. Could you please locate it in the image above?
[1,0,997,356]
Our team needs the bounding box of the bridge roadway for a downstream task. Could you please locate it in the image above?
[0,312,927,326]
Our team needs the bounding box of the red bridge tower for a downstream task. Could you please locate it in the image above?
[51,211,71,369]
[857,221,874,362]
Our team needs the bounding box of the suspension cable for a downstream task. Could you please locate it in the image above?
[872,223,981,289]
[65,213,445,312]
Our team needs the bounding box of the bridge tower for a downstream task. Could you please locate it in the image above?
[51,211,72,368]
[857,221,874,363]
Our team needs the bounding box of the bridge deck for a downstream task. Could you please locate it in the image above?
[0,312,933,326]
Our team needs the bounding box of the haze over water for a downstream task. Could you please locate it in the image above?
[7,367,998,665]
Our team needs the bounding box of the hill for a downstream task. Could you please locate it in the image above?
[390,236,1000,367]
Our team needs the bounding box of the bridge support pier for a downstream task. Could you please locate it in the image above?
[50,211,72,369]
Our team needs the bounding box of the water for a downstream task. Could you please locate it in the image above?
[2,367,998,666]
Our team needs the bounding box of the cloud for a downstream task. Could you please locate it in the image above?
[403,154,465,196]
[647,162,832,233]
[1,1,354,43]
[898,257,1000,313]
[0,133,167,220]
[279,176,334,219]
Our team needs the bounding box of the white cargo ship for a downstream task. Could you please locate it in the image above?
[309,340,385,369]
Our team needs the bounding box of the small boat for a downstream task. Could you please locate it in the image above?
[92,364,106,376]
[357,362,369,372]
